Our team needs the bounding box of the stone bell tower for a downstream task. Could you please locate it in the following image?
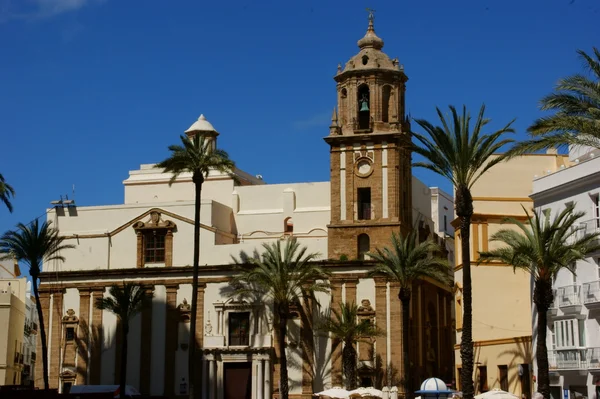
[326,12,412,260]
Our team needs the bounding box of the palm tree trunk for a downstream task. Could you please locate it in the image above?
[534,279,553,399]
[189,177,203,399]
[456,185,474,399]
[32,278,50,390]
[400,289,411,399]
[278,308,289,399]
[120,322,129,399]
[342,340,357,390]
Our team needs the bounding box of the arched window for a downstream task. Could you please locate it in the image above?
[357,234,370,260]
[382,85,392,123]
[357,84,370,130]
[284,217,293,235]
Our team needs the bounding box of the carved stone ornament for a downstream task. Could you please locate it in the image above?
[132,211,177,231]
[62,309,79,324]
[205,316,213,336]
[357,299,374,313]
[178,298,191,322]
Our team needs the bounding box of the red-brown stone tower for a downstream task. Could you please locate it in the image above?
[326,12,412,259]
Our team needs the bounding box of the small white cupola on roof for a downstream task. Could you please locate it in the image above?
[185,114,220,147]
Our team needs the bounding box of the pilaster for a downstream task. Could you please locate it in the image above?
[140,285,154,395]
[374,278,388,386]
[330,278,343,386]
[77,289,91,385]
[49,289,64,389]
[164,284,179,398]
[90,287,104,384]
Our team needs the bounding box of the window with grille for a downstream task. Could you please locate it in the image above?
[145,231,166,263]
[228,312,250,346]
[66,327,75,341]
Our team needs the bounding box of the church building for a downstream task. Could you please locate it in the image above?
[35,14,455,399]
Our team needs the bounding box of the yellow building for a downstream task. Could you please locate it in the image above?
[453,152,569,397]
[0,260,27,386]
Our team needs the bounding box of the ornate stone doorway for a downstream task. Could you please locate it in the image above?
[224,362,251,399]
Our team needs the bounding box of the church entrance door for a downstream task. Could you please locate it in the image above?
[224,362,252,399]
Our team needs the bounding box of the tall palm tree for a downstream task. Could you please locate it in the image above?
[0,220,74,390]
[412,105,515,399]
[511,47,600,153]
[158,133,234,399]
[0,173,15,213]
[479,205,600,399]
[95,283,153,399]
[368,230,450,397]
[318,302,381,390]
[230,238,330,399]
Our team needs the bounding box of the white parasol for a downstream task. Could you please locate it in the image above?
[316,387,351,399]
[474,389,520,399]
[349,387,384,398]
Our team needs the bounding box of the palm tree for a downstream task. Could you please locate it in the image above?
[368,230,450,397]
[95,283,153,399]
[230,238,330,399]
[158,133,234,399]
[510,47,600,153]
[479,205,600,399]
[0,173,15,213]
[412,105,515,399]
[317,302,381,390]
[0,220,74,390]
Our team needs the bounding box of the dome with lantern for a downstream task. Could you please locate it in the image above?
[337,11,402,75]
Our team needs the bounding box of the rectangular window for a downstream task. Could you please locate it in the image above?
[65,327,75,341]
[444,215,448,232]
[478,366,488,393]
[228,312,250,346]
[145,231,166,263]
[457,368,462,391]
[357,188,372,220]
[498,365,508,391]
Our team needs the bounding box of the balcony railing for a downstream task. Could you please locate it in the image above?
[556,284,582,307]
[583,280,600,305]
[580,218,600,237]
[549,347,600,370]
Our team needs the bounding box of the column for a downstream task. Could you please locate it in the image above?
[330,278,343,386]
[252,360,259,399]
[164,284,179,398]
[139,285,154,395]
[257,359,264,399]
[49,289,64,389]
[90,287,104,385]
[217,360,224,399]
[202,358,208,399]
[77,289,91,385]
[374,278,388,385]
[194,284,206,386]
[344,279,358,305]
[34,290,50,389]
[264,358,271,399]
[208,359,215,399]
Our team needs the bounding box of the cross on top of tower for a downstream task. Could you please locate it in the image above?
[358,8,383,50]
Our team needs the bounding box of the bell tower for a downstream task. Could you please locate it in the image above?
[326,12,412,260]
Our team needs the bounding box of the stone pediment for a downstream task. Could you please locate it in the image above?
[132,211,177,231]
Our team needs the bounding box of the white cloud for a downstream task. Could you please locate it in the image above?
[0,0,104,22]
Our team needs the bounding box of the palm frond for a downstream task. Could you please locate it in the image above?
[412,104,515,189]
[0,173,15,213]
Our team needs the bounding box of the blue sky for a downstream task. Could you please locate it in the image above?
[0,0,598,240]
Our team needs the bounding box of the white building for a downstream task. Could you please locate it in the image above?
[35,16,456,399]
[22,281,39,386]
[531,145,600,399]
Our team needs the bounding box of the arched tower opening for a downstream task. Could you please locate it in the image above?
[382,85,392,123]
[357,234,370,260]
[357,84,371,130]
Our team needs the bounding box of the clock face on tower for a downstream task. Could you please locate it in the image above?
[355,158,373,177]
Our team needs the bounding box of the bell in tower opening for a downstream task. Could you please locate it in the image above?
[357,84,370,130]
